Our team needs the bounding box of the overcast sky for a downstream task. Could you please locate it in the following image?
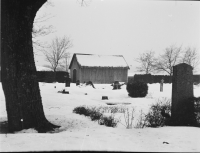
[34,0,200,74]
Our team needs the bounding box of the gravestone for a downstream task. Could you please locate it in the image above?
[102,96,108,100]
[160,78,164,92]
[65,73,71,87]
[76,80,80,86]
[171,63,196,126]
[113,81,120,90]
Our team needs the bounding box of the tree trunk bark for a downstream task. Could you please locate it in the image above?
[1,0,60,133]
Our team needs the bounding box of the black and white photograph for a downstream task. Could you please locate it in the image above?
[1,0,200,152]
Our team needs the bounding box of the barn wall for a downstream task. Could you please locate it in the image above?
[113,68,128,83]
[70,57,80,82]
[80,67,128,84]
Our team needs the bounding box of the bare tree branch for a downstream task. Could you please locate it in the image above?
[135,50,156,74]
[180,47,200,72]
[32,1,55,52]
[154,45,182,76]
[42,36,73,72]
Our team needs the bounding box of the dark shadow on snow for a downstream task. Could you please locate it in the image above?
[0,119,9,134]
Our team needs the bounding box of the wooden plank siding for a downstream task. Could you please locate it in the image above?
[70,56,81,83]
[79,67,128,84]
[69,54,129,84]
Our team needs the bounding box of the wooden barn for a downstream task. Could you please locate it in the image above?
[69,53,130,84]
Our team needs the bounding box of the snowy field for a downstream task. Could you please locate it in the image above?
[0,82,200,152]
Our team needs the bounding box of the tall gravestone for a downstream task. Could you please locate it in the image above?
[171,63,196,126]
[160,78,164,92]
[65,72,71,87]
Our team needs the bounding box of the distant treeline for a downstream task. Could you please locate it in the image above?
[128,74,200,84]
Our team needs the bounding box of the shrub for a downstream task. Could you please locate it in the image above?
[145,98,171,127]
[194,97,200,126]
[96,105,126,114]
[89,110,103,121]
[126,81,148,97]
[134,110,147,129]
[110,106,125,113]
[73,105,125,128]
[188,97,200,126]
[99,116,119,127]
[73,106,90,116]
[123,107,135,129]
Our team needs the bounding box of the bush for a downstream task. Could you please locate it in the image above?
[99,116,119,127]
[188,97,200,126]
[194,97,200,126]
[73,105,120,127]
[123,107,135,129]
[126,81,148,97]
[134,110,147,129]
[145,98,171,127]
[73,106,90,116]
[89,110,103,121]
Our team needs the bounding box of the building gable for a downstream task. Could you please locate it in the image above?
[69,53,129,69]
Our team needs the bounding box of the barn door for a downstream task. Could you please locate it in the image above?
[73,69,77,83]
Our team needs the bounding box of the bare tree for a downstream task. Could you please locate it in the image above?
[154,45,182,76]
[63,52,71,72]
[32,1,55,52]
[135,51,156,74]
[32,17,54,49]
[180,47,200,72]
[43,36,73,72]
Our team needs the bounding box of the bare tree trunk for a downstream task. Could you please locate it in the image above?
[1,0,59,133]
[54,70,57,83]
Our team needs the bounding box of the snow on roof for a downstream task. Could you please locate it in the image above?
[70,53,129,68]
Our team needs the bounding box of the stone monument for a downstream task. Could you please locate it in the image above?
[171,63,196,126]
[160,78,164,92]
[65,72,71,87]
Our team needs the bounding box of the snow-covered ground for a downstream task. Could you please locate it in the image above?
[0,82,200,152]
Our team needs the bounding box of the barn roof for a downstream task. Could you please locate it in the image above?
[69,53,130,69]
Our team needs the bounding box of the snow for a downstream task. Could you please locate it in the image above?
[128,72,135,76]
[76,54,129,68]
[0,82,200,152]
